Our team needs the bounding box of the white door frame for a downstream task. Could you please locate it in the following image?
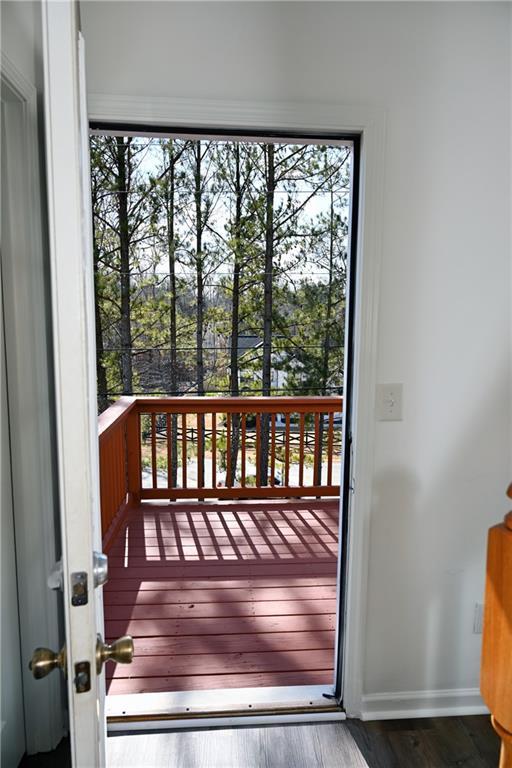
[88,94,386,719]
[1,52,65,753]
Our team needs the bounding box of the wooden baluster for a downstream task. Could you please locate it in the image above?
[285,412,291,488]
[270,413,276,487]
[181,413,187,489]
[226,412,232,487]
[255,413,261,487]
[197,412,204,489]
[211,412,217,490]
[299,413,305,487]
[166,413,173,489]
[151,413,157,489]
[327,412,334,486]
[241,413,246,488]
[313,412,321,486]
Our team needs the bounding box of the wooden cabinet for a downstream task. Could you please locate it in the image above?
[481,485,512,767]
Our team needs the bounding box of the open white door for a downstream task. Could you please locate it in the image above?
[40,1,122,764]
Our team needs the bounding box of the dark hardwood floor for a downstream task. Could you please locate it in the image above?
[346,715,500,768]
[18,738,70,768]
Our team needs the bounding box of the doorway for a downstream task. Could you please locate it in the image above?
[89,127,359,722]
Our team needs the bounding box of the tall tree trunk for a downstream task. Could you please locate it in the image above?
[116,136,133,394]
[194,141,205,486]
[320,190,335,396]
[194,142,205,397]
[316,191,336,485]
[165,141,178,486]
[229,143,242,485]
[259,144,275,486]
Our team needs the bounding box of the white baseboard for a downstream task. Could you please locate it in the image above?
[360,687,489,721]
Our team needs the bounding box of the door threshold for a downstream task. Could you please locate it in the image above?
[108,710,345,732]
[106,684,343,730]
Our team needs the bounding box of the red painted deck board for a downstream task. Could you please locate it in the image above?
[105,613,336,639]
[104,499,339,695]
[103,575,336,591]
[104,585,337,605]
[107,670,334,695]
[127,630,335,656]
[106,649,334,679]
[106,599,337,621]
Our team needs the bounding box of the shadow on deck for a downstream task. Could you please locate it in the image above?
[103,498,339,695]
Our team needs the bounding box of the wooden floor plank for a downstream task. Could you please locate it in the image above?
[106,597,337,621]
[104,575,337,591]
[120,630,335,656]
[108,562,337,580]
[105,499,339,695]
[104,584,337,605]
[346,717,500,768]
[107,649,334,679]
[105,612,336,639]
[107,669,334,694]
[106,723,368,768]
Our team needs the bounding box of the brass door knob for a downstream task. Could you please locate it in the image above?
[96,634,134,674]
[29,646,66,679]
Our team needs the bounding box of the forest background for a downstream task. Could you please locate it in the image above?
[91,136,352,413]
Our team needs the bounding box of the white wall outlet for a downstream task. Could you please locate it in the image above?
[473,602,484,634]
[377,383,403,421]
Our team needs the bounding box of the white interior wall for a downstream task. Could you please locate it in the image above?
[81,1,512,715]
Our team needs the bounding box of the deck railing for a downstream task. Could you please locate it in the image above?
[98,398,133,539]
[97,396,343,538]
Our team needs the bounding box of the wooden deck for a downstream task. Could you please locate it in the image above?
[104,499,339,695]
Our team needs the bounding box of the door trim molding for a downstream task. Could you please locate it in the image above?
[88,94,386,718]
[1,51,64,752]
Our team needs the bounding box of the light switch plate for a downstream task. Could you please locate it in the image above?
[377,383,403,421]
